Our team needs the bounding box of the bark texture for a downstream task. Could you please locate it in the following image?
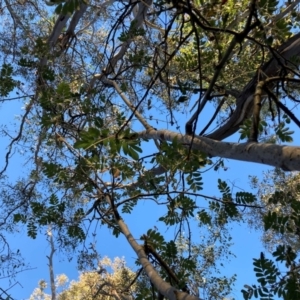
[140,129,300,171]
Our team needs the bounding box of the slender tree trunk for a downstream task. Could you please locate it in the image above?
[47,227,56,300]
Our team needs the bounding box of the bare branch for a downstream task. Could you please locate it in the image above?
[90,0,152,88]
[207,32,300,140]
[103,78,153,131]
[186,0,259,135]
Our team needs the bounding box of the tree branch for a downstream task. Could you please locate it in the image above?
[139,129,300,171]
[207,32,300,140]
[46,227,56,300]
[186,0,259,135]
[114,212,203,300]
[89,0,152,89]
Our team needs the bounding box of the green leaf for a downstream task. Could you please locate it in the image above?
[49,194,59,205]
[18,58,36,68]
[164,240,177,259]
[143,229,166,249]
[94,117,104,128]
[28,220,38,239]
[54,3,63,14]
[275,122,294,143]
[73,140,91,149]
[127,147,139,160]
[56,82,71,99]
[177,95,189,103]
[42,162,62,178]
[13,213,27,223]
[67,225,85,241]
[42,67,56,81]
[122,200,138,214]
[197,209,212,225]
[0,64,16,96]
[236,192,256,204]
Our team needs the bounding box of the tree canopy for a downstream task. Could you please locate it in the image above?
[1,0,300,299]
[30,256,138,300]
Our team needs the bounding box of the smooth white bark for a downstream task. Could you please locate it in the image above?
[139,129,300,171]
[116,216,203,300]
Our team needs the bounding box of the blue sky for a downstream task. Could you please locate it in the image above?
[0,95,286,300]
[1,1,299,295]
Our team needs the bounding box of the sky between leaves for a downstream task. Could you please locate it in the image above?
[0,92,297,300]
[1,0,300,299]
